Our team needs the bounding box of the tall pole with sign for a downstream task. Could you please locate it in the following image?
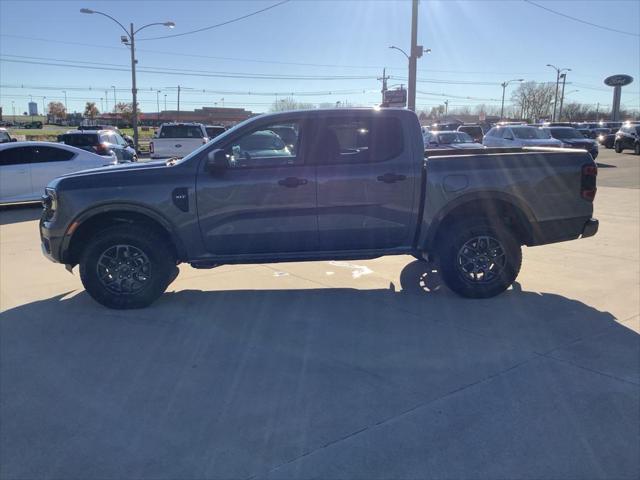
[408,0,418,112]
[604,75,633,121]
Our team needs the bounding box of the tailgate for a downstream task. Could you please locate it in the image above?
[152,138,203,158]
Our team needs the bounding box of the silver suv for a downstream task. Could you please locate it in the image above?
[483,125,563,148]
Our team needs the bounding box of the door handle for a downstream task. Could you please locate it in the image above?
[377,173,406,184]
[278,177,308,188]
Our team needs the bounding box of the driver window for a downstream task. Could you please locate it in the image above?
[226,121,301,168]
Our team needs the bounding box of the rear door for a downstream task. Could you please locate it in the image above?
[311,112,418,251]
[29,146,77,196]
[196,117,318,255]
[0,146,32,202]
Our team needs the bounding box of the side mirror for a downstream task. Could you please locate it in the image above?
[11,138,17,142]
[206,149,229,173]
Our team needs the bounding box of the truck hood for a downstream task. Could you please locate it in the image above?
[61,159,168,177]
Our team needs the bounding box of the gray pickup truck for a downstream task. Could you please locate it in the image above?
[40,108,598,309]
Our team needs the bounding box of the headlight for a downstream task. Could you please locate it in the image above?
[41,187,57,222]
[598,135,604,141]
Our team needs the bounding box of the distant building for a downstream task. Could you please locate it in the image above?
[28,102,38,116]
[139,106,254,126]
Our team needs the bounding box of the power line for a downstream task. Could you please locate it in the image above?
[138,0,291,41]
[523,0,640,37]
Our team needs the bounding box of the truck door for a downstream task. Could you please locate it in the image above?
[196,118,318,255]
[311,112,419,251]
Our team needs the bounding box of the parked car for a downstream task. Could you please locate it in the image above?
[483,125,563,148]
[40,108,598,308]
[0,128,17,144]
[424,130,484,149]
[150,123,209,159]
[58,130,137,162]
[457,124,486,143]
[598,133,616,149]
[205,125,226,139]
[21,120,43,129]
[614,124,640,155]
[0,142,115,204]
[541,126,598,159]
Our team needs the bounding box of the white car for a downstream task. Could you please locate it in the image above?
[0,141,115,204]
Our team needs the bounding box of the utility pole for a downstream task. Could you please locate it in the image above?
[156,90,161,125]
[378,67,390,104]
[164,94,167,111]
[62,91,67,115]
[444,99,448,115]
[129,23,139,146]
[105,89,109,113]
[42,96,46,120]
[547,64,570,122]
[596,102,600,120]
[558,72,567,121]
[112,86,117,110]
[177,85,181,121]
[408,0,419,111]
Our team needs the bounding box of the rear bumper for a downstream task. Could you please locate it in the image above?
[529,217,598,246]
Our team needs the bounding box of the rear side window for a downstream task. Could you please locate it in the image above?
[206,126,226,138]
[313,116,404,164]
[0,147,26,165]
[61,134,99,147]
[159,125,204,138]
[32,146,75,163]
[0,131,11,143]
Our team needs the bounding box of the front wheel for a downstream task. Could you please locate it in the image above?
[634,143,640,155]
[79,225,177,309]
[438,219,522,298]
[614,142,623,153]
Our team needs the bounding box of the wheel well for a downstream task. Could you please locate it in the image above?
[431,199,532,253]
[65,210,178,265]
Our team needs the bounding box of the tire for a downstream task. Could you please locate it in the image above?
[614,142,623,153]
[79,224,177,309]
[635,143,640,155]
[438,218,522,298]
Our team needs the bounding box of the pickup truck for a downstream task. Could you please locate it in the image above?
[40,108,599,309]
[149,122,208,159]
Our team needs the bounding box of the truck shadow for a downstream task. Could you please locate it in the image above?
[1,261,638,478]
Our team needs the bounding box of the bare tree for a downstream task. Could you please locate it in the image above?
[270,97,313,112]
[114,102,140,125]
[47,101,66,122]
[84,102,99,120]
[511,82,555,121]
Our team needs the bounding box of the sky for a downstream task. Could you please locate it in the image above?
[1,0,639,115]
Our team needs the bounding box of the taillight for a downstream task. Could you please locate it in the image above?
[149,141,154,153]
[94,142,111,155]
[581,163,597,201]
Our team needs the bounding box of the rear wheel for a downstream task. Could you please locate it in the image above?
[79,225,176,309]
[614,142,623,153]
[634,143,640,155]
[438,218,521,298]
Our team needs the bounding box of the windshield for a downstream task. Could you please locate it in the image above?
[436,132,475,144]
[60,134,99,146]
[159,125,204,138]
[549,128,585,139]
[512,127,551,139]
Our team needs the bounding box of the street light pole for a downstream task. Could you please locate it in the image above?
[500,78,524,120]
[558,73,568,121]
[408,0,418,111]
[547,64,570,122]
[156,90,161,125]
[80,8,175,149]
[62,90,67,114]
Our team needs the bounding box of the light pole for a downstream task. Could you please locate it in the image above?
[500,78,524,120]
[42,96,46,122]
[389,44,430,111]
[62,90,67,114]
[156,90,161,125]
[558,72,569,121]
[546,64,570,122]
[81,8,175,149]
[164,94,167,111]
[11,101,15,119]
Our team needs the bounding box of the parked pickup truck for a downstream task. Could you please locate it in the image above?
[149,122,208,159]
[40,108,598,309]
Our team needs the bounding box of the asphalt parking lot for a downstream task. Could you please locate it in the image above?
[1,148,639,479]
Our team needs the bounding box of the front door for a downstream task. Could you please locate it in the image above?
[196,118,318,255]
[311,113,418,251]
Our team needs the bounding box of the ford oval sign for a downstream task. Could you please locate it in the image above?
[604,74,633,87]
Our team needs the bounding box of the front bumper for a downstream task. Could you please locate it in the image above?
[40,217,65,263]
